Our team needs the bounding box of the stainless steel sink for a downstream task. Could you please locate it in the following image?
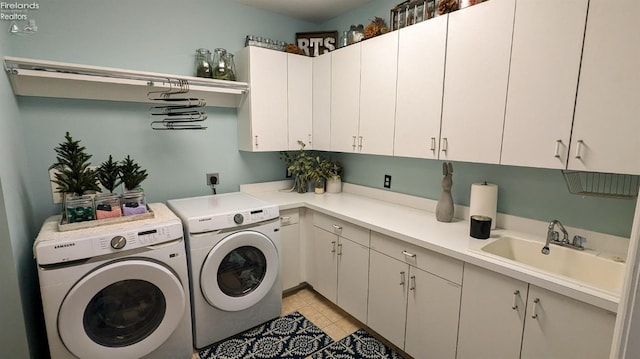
[478,236,625,293]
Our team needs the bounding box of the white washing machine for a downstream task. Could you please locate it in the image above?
[34,203,193,359]
[167,192,281,349]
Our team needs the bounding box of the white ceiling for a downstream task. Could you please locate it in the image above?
[231,0,374,23]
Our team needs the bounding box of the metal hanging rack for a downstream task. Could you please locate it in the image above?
[562,170,640,199]
[148,78,208,130]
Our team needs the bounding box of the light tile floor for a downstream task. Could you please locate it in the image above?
[191,287,362,359]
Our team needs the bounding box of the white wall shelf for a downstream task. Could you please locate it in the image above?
[3,56,249,108]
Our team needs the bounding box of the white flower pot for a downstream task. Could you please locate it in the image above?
[326,178,342,193]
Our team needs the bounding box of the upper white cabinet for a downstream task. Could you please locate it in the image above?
[501,0,587,169]
[440,0,516,164]
[358,31,398,156]
[569,0,640,175]
[312,53,331,151]
[394,16,447,159]
[287,54,313,150]
[236,46,288,151]
[330,32,398,155]
[330,44,361,153]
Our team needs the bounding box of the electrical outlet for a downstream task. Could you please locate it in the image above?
[384,174,392,189]
[206,172,219,186]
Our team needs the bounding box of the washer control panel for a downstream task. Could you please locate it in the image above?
[187,204,279,233]
[35,220,184,265]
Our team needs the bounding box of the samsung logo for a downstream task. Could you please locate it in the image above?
[198,218,213,222]
[54,243,75,249]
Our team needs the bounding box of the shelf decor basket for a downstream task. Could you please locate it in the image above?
[562,170,640,199]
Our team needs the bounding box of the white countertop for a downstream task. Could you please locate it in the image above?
[242,182,623,312]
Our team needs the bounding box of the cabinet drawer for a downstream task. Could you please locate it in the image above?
[313,212,370,247]
[371,232,462,284]
[279,209,299,226]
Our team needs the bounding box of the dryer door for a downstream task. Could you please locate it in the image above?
[201,230,278,311]
[58,259,186,359]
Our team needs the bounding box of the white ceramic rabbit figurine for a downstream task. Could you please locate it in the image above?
[436,162,454,222]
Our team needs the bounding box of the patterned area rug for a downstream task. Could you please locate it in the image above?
[311,329,404,359]
[198,311,334,359]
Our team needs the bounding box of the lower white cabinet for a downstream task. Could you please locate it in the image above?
[458,264,616,359]
[279,209,301,291]
[367,232,462,359]
[521,285,616,359]
[309,213,370,323]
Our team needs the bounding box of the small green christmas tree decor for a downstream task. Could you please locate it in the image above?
[49,131,100,196]
[97,155,122,193]
[119,155,148,191]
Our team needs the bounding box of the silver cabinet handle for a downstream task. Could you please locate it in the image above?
[554,139,562,158]
[430,137,436,152]
[409,275,416,291]
[531,298,540,319]
[402,250,416,258]
[512,290,520,310]
[337,243,343,256]
[352,136,357,150]
[332,224,342,233]
[331,241,336,253]
[358,136,363,151]
[400,271,406,286]
[441,137,448,152]
[308,134,312,146]
[575,140,584,159]
[254,135,259,147]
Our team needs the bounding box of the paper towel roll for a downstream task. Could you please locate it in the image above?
[469,183,498,229]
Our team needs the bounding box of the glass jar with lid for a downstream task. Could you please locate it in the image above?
[65,195,95,223]
[121,190,147,216]
[95,193,122,220]
[195,48,212,78]
[212,48,234,81]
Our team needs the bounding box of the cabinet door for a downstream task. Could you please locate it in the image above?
[394,15,447,159]
[501,0,587,169]
[457,264,528,359]
[288,54,313,150]
[569,0,640,175]
[336,237,369,324]
[367,250,409,349]
[280,222,300,291]
[440,0,516,164]
[312,53,331,151]
[358,31,398,155]
[521,285,616,359]
[309,227,338,302]
[236,46,288,151]
[405,266,460,359]
[330,44,361,153]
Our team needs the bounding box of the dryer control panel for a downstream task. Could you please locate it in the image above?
[187,204,279,233]
[35,220,184,265]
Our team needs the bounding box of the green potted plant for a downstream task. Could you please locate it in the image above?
[49,131,100,197]
[97,155,122,193]
[280,141,315,193]
[119,155,148,192]
[311,156,332,194]
[49,132,100,222]
[326,159,343,193]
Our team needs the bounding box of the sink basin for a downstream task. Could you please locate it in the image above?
[478,236,625,293]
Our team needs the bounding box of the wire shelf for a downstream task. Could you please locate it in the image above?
[562,170,640,199]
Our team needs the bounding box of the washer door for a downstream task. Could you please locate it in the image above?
[58,259,186,359]
[201,230,278,312]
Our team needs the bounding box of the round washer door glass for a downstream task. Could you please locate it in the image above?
[218,246,267,297]
[58,260,186,359]
[201,230,278,312]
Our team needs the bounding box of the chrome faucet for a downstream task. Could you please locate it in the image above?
[541,219,584,254]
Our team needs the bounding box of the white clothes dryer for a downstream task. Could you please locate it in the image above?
[34,203,193,359]
[167,192,281,349]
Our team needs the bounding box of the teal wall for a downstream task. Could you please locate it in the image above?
[1,0,636,357]
[0,24,33,359]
